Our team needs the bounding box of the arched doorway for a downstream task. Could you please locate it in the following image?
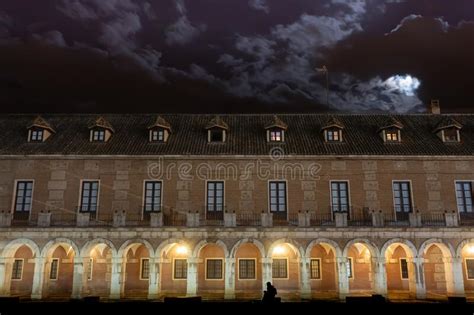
[308,243,338,299]
[268,242,300,300]
[159,242,189,297]
[383,241,416,299]
[122,243,151,299]
[233,241,263,299]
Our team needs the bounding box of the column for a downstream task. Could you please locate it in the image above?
[148,258,160,299]
[0,258,8,296]
[109,257,123,299]
[71,257,85,299]
[407,258,417,298]
[373,256,387,296]
[445,257,465,297]
[413,257,426,299]
[186,257,198,296]
[31,257,46,299]
[299,257,311,299]
[224,258,235,299]
[261,257,272,289]
[336,256,349,300]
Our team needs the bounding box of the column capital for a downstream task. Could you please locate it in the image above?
[225,257,236,264]
[261,257,272,264]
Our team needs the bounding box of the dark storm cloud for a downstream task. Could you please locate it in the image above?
[0,0,473,113]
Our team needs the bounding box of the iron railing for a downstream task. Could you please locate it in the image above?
[309,212,334,226]
[236,212,261,226]
[420,212,445,226]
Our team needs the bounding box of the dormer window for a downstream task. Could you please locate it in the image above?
[378,117,403,143]
[269,129,283,142]
[326,129,341,142]
[385,130,399,142]
[88,116,114,143]
[151,129,165,142]
[92,129,105,142]
[433,117,462,144]
[442,128,459,142]
[148,116,171,143]
[27,116,55,143]
[321,117,344,143]
[265,116,287,143]
[205,116,228,143]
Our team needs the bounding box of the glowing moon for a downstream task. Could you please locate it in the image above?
[384,75,421,96]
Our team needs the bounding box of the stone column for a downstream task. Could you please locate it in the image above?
[261,213,273,227]
[407,258,417,298]
[413,257,426,299]
[109,257,123,299]
[373,257,387,296]
[299,257,311,299]
[148,258,160,299]
[444,211,459,227]
[0,258,7,296]
[336,256,349,300]
[71,257,85,299]
[31,257,46,299]
[224,258,236,299]
[261,257,272,289]
[186,257,199,296]
[334,212,347,227]
[224,213,237,227]
[445,257,465,297]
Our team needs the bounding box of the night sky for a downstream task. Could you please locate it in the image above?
[0,0,473,113]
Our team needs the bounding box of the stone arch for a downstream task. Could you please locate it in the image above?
[192,239,229,258]
[229,238,265,259]
[117,239,154,258]
[418,238,455,259]
[381,238,417,259]
[156,238,189,258]
[267,238,304,258]
[455,239,474,258]
[2,238,41,258]
[41,238,80,258]
[343,238,380,258]
[305,238,342,258]
[80,238,118,258]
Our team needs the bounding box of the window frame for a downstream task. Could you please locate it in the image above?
[12,180,34,215]
[87,258,93,281]
[29,129,44,142]
[151,129,165,142]
[325,128,342,142]
[91,129,106,142]
[329,180,350,213]
[442,128,460,143]
[384,129,401,142]
[271,258,289,280]
[399,258,409,280]
[143,180,163,213]
[268,180,288,215]
[49,258,59,280]
[237,258,257,280]
[310,258,322,280]
[392,180,414,214]
[466,258,474,280]
[11,258,24,281]
[205,258,224,280]
[268,128,284,142]
[455,181,473,213]
[139,258,150,281]
[172,258,188,281]
[347,257,353,279]
[206,181,225,213]
[209,129,225,143]
[78,180,100,214]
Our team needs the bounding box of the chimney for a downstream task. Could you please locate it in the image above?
[430,99,440,114]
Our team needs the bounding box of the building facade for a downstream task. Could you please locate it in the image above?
[0,113,474,301]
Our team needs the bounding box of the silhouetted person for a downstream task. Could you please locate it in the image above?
[262,282,278,303]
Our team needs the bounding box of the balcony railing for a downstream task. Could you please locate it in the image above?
[236,212,261,226]
[51,212,77,227]
[420,212,445,226]
[201,211,224,226]
[163,211,186,227]
[459,212,474,226]
[384,211,410,227]
[309,212,334,226]
[348,208,372,227]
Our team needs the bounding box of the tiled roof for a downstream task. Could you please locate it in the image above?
[27,116,55,133]
[88,116,115,133]
[265,115,288,130]
[205,116,229,130]
[1,113,474,156]
[377,117,404,132]
[433,117,463,133]
[321,116,344,130]
[148,116,171,131]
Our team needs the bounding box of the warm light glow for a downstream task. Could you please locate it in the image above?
[176,245,188,255]
[466,245,474,255]
[273,245,286,255]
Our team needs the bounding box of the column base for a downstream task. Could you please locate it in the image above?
[109,294,121,300]
[31,294,42,300]
[147,293,159,300]
[224,293,235,300]
[339,292,349,301]
[300,291,312,300]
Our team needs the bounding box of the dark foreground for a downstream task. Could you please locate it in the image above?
[0,299,473,315]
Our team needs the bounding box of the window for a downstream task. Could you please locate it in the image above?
[456,181,473,213]
[87,258,93,281]
[270,130,283,142]
[140,258,150,280]
[326,129,341,142]
[30,129,44,142]
[331,181,349,212]
[272,258,287,279]
[14,181,33,212]
[80,181,99,212]
[11,259,23,280]
[239,259,256,280]
[466,259,474,280]
[174,259,187,279]
[443,128,459,142]
[347,257,353,279]
[144,181,162,212]
[310,259,321,280]
[92,129,105,142]
[50,259,59,280]
[386,131,399,142]
[393,181,413,213]
[206,259,223,280]
[207,181,224,212]
[269,181,287,213]
[210,129,224,142]
[151,129,164,142]
[400,258,409,280]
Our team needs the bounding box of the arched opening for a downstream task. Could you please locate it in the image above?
[122,244,150,299]
[234,242,262,299]
[270,242,299,300]
[346,242,373,295]
[8,245,36,297]
[423,243,450,299]
[159,242,189,297]
[43,244,75,299]
[309,243,337,299]
[384,243,416,299]
[197,243,225,299]
[82,243,113,298]
[460,243,474,299]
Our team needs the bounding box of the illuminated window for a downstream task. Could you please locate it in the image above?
[310,259,321,280]
[400,258,409,280]
[206,259,223,279]
[272,258,287,279]
[50,259,59,280]
[144,181,162,212]
[393,181,412,213]
[151,129,165,142]
[80,181,99,213]
[174,259,187,279]
[347,257,353,279]
[326,129,341,142]
[30,129,44,142]
[270,130,283,142]
[14,181,33,213]
[331,181,349,212]
[140,258,150,280]
[92,129,105,142]
[11,259,23,280]
[466,259,474,280]
[386,131,399,142]
[456,181,473,213]
[239,259,256,279]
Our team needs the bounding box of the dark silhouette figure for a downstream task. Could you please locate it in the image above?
[262,282,278,303]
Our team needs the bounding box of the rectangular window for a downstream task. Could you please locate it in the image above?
[31,130,44,142]
[206,259,223,280]
[87,258,93,281]
[207,181,224,212]
[347,257,353,279]
[466,259,474,280]
[14,181,33,212]
[331,181,349,212]
[92,130,105,142]
[269,181,287,213]
[144,181,162,212]
[400,258,409,280]
[11,259,23,280]
[443,128,458,142]
[152,130,164,142]
[393,181,412,213]
[456,181,473,213]
[80,181,99,212]
[173,259,187,279]
[140,258,150,280]
[270,130,282,142]
[386,131,398,141]
[326,130,340,141]
[272,258,288,279]
[210,130,223,142]
[50,259,59,280]
[310,259,321,280]
[239,259,256,280]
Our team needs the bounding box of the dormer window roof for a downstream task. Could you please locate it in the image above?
[265,115,288,130]
[321,116,344,130]
[206,116,228,143]
[433,117,462,143]
[265,115,287,142]
[321,117,344,142]
[89,116,114,142]
[27,116,55,142]
[378,117,403,143]
[148,116,171,143]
